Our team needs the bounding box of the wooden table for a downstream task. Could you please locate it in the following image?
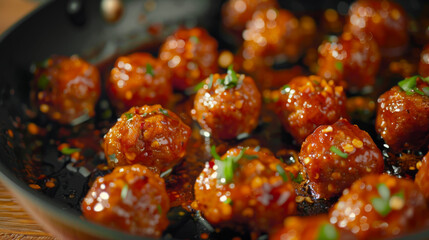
[0,0,55,238]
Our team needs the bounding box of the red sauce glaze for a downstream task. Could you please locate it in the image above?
[415,151,429,204]
[31,55,100,124]
[375,78,429,153]
[270,215,356,240]
[419,44,429,77]
[107,53,172,113]
[159,27,218,91]
[317,32,381,91]
[345,0,409,58]
[104,105,191,173]
[81,164,169,238]
[275,75,348,144]
[240,8,315,69]
[194,147,297,232]
[299,119,384,199]
[192,72,261,140]
[330,174,427,239]
[221,0,278,34]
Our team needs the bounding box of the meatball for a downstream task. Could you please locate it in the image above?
[221,0,278,34]
[275,75,348,144]
[375,76,429,153]
[299,119,384,199]
[415,151,429,203]
[81,164,169,238]
[419,44,429,77]
[330,174,427,239]
[107,53,172,113]
[104,105,191,173]
[270,215,354,240]
[191,68,261,140]
[345,0,408,58]
[240,8,315,70]
[32,55,100,124]
[194,147,297,232]
[159,27,218,90]
[317,32,381,91]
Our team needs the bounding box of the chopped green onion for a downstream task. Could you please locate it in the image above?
[398,76,417,92]
[377,183,390,200]
[185,81,205,95]
[422,87,429,96]
[61,147,80,155]
[243,154,258,160]
[37,74,50,90]
[393,190,405,199]
[371,197,391,217]
[159,108,169,116]
[223,198,232,205]
[219,65,239,89]
[281,84,291,94]
[146,63,154,76]
[160,168,173,178]
[124,113,134,120]
[108,154,116,160]
[223,157,235,183]
[421,75,429,83]
[317,223,339,240]
[121,184,128,200]
[291,172,304,183]
[157,204,162,214]
[190,35,200,44]
[329,146,348,158]
[208,74,213,90]
[335,61,343,72]
[276,164,288,182]
[210,145,221,160]
[213,147,248,184]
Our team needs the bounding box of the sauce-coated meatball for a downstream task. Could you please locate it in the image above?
[419,44,429,77]
[82,164,169,238]
[375,76,429,153]
[270,215,355,240]
[32,55,100,124]
[192,69,261,140]
[330,174,427,239]
[221,0,278,33]
[345,0,408,58]
[194,147,297,232]
[299,119,384,199]
[104,105,191,173]
[107,53,172,113]
[275,75,348,144]
[415,151,429,203]
[159,27,218,90]
[317,32,381,91]
[241,8,314,69]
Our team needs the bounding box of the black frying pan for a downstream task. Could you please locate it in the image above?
[0,0,428,239]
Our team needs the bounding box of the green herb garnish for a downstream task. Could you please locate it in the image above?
[212,146,248,184]
[159,108,169,116]
[330,146,348,158]
[370,183,405,217]
[37,74,50,90]
[292,172,304,183]
[208,74,213,90]
[160,168,172,178]
[124,113,134,120]
[398,75,429,96]
[190,35,200,44]
[146,63,154,76]
[219,65,239,89]
[223,198,232,205]
[317,223,339,240]
[157,204,162,214]
[184,81,205,95]
[243,154,258,160]
[121,184,128,200]
[276,164,288,182]
[281,84,291,94]
[61,147,81,155]
[335,61,343,72]
[211,145,221,160]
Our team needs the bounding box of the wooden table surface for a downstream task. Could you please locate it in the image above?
[1,0,56,239]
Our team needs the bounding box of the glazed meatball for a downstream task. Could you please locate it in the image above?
[270,215,354,240]
[317,32,381,91]
[241,8,315,70]
[194,147,297,232]
[330,174,427,239]
[159,27,218,90]
[32,55,100,124]
[419,44,429,77]
[345,0,408,58]
[191,68,261,139]
[221,0,278,33]
[415,151,429,203]
[299,119,384,199]
[82,164,169,238]
[275,75,348,144]
[104,105,191,173]
[107,53,172,113]
[375,76,429,153]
